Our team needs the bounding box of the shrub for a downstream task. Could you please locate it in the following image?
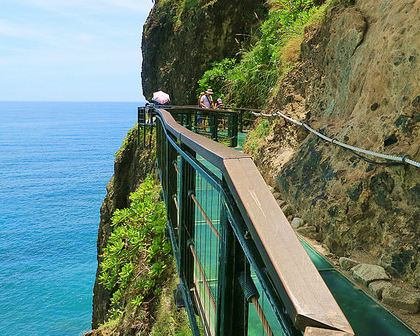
[197,58,237,101]
[196,0,322,108]
[99,175,171,331]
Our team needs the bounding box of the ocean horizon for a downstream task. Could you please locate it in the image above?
[0,101,145,335]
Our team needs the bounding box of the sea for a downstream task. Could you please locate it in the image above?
[0,101,144,336]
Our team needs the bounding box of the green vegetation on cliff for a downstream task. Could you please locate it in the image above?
[96,175,191,335]
[197,0,329,107]
[195,0,331,157]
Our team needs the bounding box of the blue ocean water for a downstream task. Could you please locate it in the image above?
[0,102,143,336]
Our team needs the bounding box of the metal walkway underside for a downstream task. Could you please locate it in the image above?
[138,104,417,336]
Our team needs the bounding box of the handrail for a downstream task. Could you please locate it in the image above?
[167,105,238,114]
[160,104,262,114]
[250,109,420,169]
[224,106,263,112]
[155,107,354,335]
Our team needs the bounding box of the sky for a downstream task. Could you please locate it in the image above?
[0,0,154,101]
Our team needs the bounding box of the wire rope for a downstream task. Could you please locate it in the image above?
[250,109,420,168]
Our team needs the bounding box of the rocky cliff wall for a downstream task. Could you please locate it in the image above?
[251,0,420,283]
[91,127,155,328]
[141,0,267,104]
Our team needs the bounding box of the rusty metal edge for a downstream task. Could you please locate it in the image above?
[155,107,354,335]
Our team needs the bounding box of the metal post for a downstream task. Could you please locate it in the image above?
[138,106,147,148]
[166,138,178,239]
[210,112,218,141]
[228,113,238,147]
[194,111,198,132]
[222,189,302,336]
[186,112,192,130]
[217,192,248,335]
[179,145,196,290]
[160,120,167,197]
[155,117,163,173]
[148,106,154,149]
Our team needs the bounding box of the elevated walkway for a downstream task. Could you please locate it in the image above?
[138,104,417,336]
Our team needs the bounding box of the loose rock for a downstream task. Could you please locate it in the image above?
[339,257,359,271]
[352,264,390,286]
[382,286,420,313]
[368,281,392,300]
[282,204,294,217]
[291,217,304,229]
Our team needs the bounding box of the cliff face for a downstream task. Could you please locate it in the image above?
[251,0,420,283]
[91,128,155,328]
[141,0,267,104]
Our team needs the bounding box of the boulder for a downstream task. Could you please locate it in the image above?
[339,257,359,271]
[368,281,392,300]
[382,287,420,313]
[291,217,304,229]
[352,264,389,286]
[282,204,294,217]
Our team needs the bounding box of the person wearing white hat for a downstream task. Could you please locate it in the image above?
[200,88,215,109]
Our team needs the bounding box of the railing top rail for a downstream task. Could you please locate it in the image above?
[224,106,263,112]
[167,105,241,115]
[155,107,353,335]
[167,104,263,114]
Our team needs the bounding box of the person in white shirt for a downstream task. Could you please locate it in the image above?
[200,89,215,109]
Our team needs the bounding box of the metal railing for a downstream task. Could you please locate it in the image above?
[168,105,259,135]
[144,104,354,336]
[138,104,258,149]
[168,105,239,147]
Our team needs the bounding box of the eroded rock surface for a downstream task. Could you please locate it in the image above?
[141,0,267,104]
[250,0,420,283]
